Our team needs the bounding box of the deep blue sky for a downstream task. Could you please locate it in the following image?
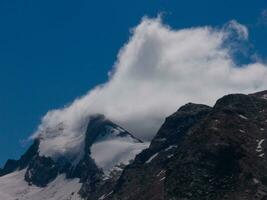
[0,0,267,166]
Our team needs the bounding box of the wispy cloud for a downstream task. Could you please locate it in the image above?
[31,17,267,162]
[257,9,267,26]
[224,20,249,40]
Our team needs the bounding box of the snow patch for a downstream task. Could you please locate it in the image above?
[159,177,166,181]
[259,153,265,158]
[157,170,166,177]
[145,152,159,164]
[91,132,148,175]
[253,178,260,184]
[238,114,248,120]
[165,145,178,151]
[98,191,113,200]
[0,170,82,200]
[256,139,265,153]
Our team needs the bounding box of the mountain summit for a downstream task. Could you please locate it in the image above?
[1,91,267,200]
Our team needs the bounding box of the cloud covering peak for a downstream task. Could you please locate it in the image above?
[32,17,267,162]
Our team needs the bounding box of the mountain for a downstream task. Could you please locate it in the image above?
[110,103,212,200]
[0,90,267,200]
[109,90,267,200]
[0,114,148,200]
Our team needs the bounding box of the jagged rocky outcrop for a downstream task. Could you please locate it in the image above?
[75,114,145,199]
[109,103,212,200]
[108,91,267,200]
[0,140,39,177]
[164,93,267,200]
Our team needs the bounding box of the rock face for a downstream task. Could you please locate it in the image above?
[0,140,39,177]
[75,114,146,199]
[109,92,267,200]
[1,91,267,200]
[110,103,212,200]
[164,93,267,200]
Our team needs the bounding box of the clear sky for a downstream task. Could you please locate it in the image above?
[0,0,267,166]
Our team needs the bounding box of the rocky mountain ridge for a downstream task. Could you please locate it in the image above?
[0,90,267,200]
[0,114,147,200]
[108,91,267,200]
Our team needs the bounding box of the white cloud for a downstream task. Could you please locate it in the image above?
[224,20,249,40]
[32,17,267,162]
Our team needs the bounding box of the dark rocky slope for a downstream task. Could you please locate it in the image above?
[0,139,39,177]
[109,103,212,200]
[165,93,267,200]
[106,91,267,200]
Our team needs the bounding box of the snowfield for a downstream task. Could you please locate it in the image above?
[91,126,149,175]
[0,170,82,200]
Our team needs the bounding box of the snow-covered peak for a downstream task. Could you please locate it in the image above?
[0,113,149,198]
[86,115,149,176]
[32,114,133,165]
[90,125,148,176]
[30,114,148,177]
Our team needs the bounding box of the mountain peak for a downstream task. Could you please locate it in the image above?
[2,91,267,200]
[85,114,143,148]
[85,114,148,175]
[0,114,148,191]
[109,91,267,200]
